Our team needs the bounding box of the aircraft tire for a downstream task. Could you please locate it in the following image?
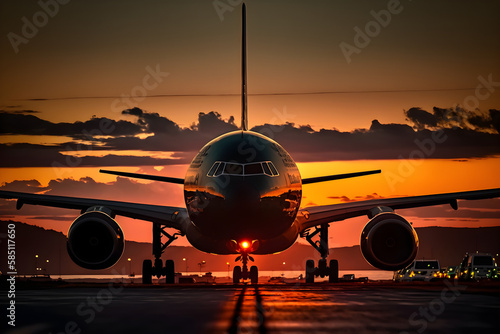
[305,260,315,283]
[233,266,242,284]
[165,259,175,284]
[142,259,152,284]
[250,265,258,284]
[329,259,339,283]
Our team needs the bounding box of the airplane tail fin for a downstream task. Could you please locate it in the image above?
[241,3,248,131]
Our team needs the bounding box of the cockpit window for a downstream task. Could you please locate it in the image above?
[224,163,243,175]
[214,162,225,176]
[261,162,272,175]
[267,162,279,176]
[207,162,220,177]
[244,163,263,175]
[207,161,279,177]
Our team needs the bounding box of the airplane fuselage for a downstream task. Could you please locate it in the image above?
[184,130,302,254]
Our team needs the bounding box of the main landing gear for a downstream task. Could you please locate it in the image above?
[233,249,258,284]
[302,224,339,283]
[142,223,182,284]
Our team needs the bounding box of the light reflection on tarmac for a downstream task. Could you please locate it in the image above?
[6,281,500,334]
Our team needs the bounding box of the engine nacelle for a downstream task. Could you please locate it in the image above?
[67,209,124,270]
[360,212,418,271]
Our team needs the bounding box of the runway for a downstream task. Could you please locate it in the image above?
[5,281,500,334]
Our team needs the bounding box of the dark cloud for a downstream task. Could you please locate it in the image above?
[326,193,385,203]
[0,143,192,167]
[0,179,47,192]
[122,107,143,117]
[122,107,181,134]
[404,107,437,130]
[490,109,500,133]
[1,106,499,167]
[0,111,143,139]
[326,195,354,203]
[253,116,499,161]
[1,109,39,114]
[405,106,500,133]
[192,111,237,134]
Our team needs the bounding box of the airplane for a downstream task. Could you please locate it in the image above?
[1,3,499,284]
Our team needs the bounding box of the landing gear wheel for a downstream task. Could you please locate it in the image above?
[329,259,339,283]
[250,266,258,284]
[305,260,315,283]
[142,259,152,284]
[233,266,242,284]
[165,259,175,284]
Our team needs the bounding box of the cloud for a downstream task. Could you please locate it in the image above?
[0,143,191,167]
[405,106,500,133]
[0,111,143,139]
[253,117,499,161]
[326,193,385,203]
[1,106,499,167]
[404,107,438,130]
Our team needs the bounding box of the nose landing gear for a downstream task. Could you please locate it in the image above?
[233,252,258,284]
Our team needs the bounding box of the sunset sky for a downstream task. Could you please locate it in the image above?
[1,0,499,248]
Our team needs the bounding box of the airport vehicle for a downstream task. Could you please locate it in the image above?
[445,266,458,279]
[394,260,441,282]
[1,4,500,284]
[458,253,498,280]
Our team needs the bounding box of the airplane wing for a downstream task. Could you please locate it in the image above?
[296,188,500,232]
[0,190,189,233]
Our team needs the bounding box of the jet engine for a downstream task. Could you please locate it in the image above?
[360,212,418,271]
[67,208,124,270]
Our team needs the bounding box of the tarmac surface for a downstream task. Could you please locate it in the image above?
[4,280,500,334]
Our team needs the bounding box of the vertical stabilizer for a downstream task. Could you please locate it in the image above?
[241,3,248,131]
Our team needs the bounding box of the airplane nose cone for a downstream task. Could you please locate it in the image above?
[225,180,260,209]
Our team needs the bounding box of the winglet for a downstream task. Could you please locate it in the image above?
[241,3,248,131]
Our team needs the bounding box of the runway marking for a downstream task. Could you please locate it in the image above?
[228,285,247,334]
[254,284,267,334]
[226,284,267,334]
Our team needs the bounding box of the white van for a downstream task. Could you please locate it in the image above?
[394,260,441,282]
[459,253,498,280]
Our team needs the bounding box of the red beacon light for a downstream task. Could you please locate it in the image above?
[240,241,250,250]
